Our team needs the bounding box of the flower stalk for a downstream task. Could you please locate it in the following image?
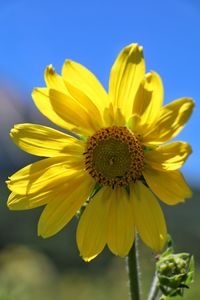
[147,273,160,300]
[126,235,140,300]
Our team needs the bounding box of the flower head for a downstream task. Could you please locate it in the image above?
[7,44,194,261]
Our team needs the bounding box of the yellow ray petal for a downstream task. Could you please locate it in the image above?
[131,71,163,132]
[7,190,51,210]
[8,172,90,211]
[44,65,67,93]
[109,43,145,120]
[103,102,115,127]
[131,181,167,252]
[107,187,135,257]
[38,174,94,238]
[143,168,192,205]
[7,157,82,195]
[127,113,142,133]
[32,88,90,135]
[49,89,99,134]
[142,98,194,145]
[10,123,84,157]
[61,81,104,128]
[103,105,127,127]
[145,142,192,171]
[62,60,108,113]
[77,187,111,262]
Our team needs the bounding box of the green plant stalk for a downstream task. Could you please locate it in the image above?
[147,273,160,300]
[126,234,140,300]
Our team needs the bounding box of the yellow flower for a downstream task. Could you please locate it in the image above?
[7,44,194,262]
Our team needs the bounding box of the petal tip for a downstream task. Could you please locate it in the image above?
[81,254,97,262]
[157,236,167,253]
[132,43,143,54]
[184,97,195,110]
[186,187,193,199]
[122,43,144,58]
[6,179,11,187]
[10,128,15,137]
[32,87,48,98]
[31,87,40,98]
[62,59,73,69]
[188,97,195,105]
[7,201,12,209]
[45,64,55,75]
[10,125,20,137]
[37,226,48,239]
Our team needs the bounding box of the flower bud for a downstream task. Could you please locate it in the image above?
[156,253,194,298]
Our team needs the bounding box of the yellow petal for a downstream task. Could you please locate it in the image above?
[32,88,90,135]
[127,114,142,133]
[44,65,67,93]
[8,174,90,211]
[7,157,82,195]
[61,81,104,128]
[142,98,194,145]
[77,187,111,262]
[7,190,52,210]
[49,89,99,134]
[10,123,84,157]
[107,187,135,257]
[131,181,167,252]
[62,60,108,113]
[143,168,192,205]
[103,103,115,127]
[145,142,192,171]
[131,71,163,132]
[109,43,145,120]
[38,174,94,238]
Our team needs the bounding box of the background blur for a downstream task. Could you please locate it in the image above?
[0,0,200,299]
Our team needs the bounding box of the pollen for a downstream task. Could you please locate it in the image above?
[84,126,144,187]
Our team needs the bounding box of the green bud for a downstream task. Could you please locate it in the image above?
[156,252,194,298]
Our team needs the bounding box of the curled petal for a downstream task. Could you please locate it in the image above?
[7,192,48,210]
[109,44,145,120]
[10,123,84,157]
[49,89,100,134]
[131,71,163,132]
[7,157,83,195]
[44,65,67,93]
[145,142,192,171]
[62,60,108,113]
[32,88,75,131]
[142,98,194,145]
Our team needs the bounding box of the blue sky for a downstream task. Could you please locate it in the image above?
[0,0,199,185]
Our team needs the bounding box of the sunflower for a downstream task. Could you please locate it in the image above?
[7,44,194,262]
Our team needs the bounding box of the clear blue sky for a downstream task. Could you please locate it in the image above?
[0,0,199,185]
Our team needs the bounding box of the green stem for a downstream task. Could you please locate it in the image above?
[126,235,140,300]
[147,273,160,300]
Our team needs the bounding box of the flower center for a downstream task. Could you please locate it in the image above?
[84,126,144,187]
